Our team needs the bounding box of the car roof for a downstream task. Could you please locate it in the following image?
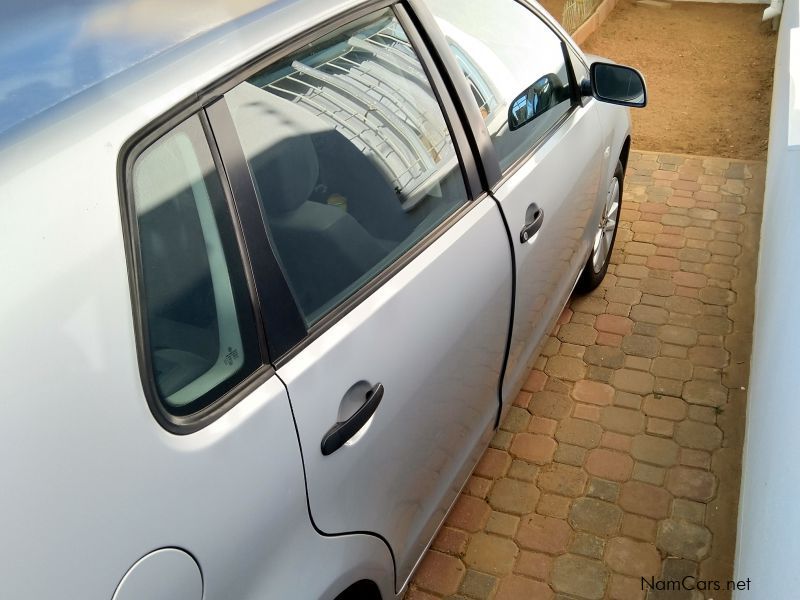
[0,0,360,142]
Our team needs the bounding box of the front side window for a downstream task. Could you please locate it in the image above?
[427,0,575,172]
[225,9,469,325]
[132,115,261,415]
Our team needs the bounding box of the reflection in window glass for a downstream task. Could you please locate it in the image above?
[428,0,574,171]
[133,115,260,414]
[226,9,468,324]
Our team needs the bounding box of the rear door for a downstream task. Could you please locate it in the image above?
[422,0,607,404]
[211,6,513,590]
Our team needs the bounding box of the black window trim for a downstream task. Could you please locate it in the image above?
[118,0,492,431]
[205,2,491,368]
[409,0,591,191]
[119,110,274,435]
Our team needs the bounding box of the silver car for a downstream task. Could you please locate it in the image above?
[0,0,644,598]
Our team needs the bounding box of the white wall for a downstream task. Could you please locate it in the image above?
[734,1,800,596]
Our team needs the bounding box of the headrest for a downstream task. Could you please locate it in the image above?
[227,82,326,214]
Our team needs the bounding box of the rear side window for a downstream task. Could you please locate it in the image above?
[427,0,575,172]
[131,115,261,416]
[224,8,469,325]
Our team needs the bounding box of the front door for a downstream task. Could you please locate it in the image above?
[424,0,606,403]
[218,7,513,589]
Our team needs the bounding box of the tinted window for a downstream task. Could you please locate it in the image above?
[132,115,260,415]
[428,0,574,171]
[226,9,468,324]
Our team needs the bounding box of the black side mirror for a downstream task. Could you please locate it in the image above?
[583,62,647,108]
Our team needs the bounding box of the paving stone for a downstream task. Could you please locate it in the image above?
[587,478,620,502]
[538,463,588,497]
[621,334,661,358]
[672,498,706,524]
[601,406,646,434]
[554,443,587,467]
[446,495,491,532]
[486,511,520,538]
[666,466,717,501]
[612,369,655,395]
[510,433,557,464]
[490,430,513,451]
[464,476,492,499]
[687,405,717,424]
[657,325,698,346]
[656,519,712,560]
[489,478,540,515]
[558,323,598,346]
[556,418,603,448]
[459,569,497,599]
[432,526,469,555]
[596,314,635,336]
[575,403,601,422]
[514,551,552,580]
[646,417,675,437]
[605,537,662,577]
[545,356,587,381]
[573,378,616,403]
[642,394,687,422]
[464,533,519,575]
[569,497,623,536]
[495,575,553,600]
[619,480,672,519]
[692,314,733,335]
[651,357,693,381]
[632,462,667,486]
[508,459,540,482]
[674,420,723,451]
[586,448,634,481]
[621,513,657,542]
[615,391,644,410]
[530,391,573,419]
[570,532,606,559]
[687,346,729,368]
[624,355,652,372]
[516,514,572,554]
[500,406,531,433]
[551,554,609,600]
[682,380,728,407]
[415,551,466,595]
[537,493,571,519]
[631,434,680,467]
[475,448,511,479]
[630,304,669,325]
[608,574,646,600]
[653,377,684,397]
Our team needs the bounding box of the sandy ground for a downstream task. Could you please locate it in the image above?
[540,0,777,160]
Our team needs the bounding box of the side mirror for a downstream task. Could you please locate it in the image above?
[583,62,647,108]
[508,73,566,131]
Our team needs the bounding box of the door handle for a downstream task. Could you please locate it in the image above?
[520,203,544,243]
[321,383,384,456]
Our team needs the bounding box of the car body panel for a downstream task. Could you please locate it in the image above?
[494,99,607,405]
[277,197,512,589]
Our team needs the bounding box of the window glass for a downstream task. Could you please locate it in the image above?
[226,9,468,325]
[428,0,574,171]
[568,45,590,86]
[132,115,260,415]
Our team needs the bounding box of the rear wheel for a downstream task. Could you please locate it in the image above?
[576,160,624,293]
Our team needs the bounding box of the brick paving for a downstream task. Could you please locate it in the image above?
[406,150,764,600]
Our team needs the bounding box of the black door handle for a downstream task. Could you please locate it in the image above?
[520,203,544,243]
[321,383,384,456]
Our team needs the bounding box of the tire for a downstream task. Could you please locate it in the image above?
[575,159,624,294]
